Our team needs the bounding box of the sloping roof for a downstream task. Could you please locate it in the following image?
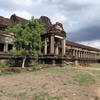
[10,14,28,25]
[0,16,13,27]
[66,40,100,52]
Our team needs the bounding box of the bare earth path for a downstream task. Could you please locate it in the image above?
[76,66,100,100]
[0,67,100,100]
[83,66,100,100]
[96,82,100,99]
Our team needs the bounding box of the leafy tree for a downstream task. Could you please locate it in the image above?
[6,18,45,68]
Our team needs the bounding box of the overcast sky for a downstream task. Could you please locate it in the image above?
[0,0,100,49]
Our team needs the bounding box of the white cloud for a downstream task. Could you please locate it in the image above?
[79,40,100,49]
[0,0,100,48]
[13,0,33,6]
[66,0,100,5]
[11,10,32,19]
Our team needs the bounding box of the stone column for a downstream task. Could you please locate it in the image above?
[62,39,66,56]
[90,53,92,59]
[75,60,79,66]
[77,50,79,58]
[82,51,84,59]
[44,38,47,55]
[89,52,91,59]
[75,50,76,58]
[73,50,75,57]
[78,51,80,58]
[88,52,90,59]
[55,43,59,55]
[86,52,88,59]
[83,51,85,58]
[76,50,78,58]
[85,51,87,58]
[4,43,8,53]
[50,35,54,55]
[87,52,88,59]
[80,51,82,58]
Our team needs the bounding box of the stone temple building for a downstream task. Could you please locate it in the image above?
[0,14,100,66]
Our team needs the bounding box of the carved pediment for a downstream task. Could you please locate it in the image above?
[55,24,63,31]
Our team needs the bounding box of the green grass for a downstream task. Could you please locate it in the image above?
[18,92,27,97]
[73,74,95,85]
[47,67,78,74]
[32,93,62,100]
[91,63,100,68]
[0,72,20,77]
[91,70,100,79]
[0,67,78,78]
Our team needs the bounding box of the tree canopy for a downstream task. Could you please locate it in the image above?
[6,18,46,68]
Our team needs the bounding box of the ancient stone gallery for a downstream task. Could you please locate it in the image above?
[0,14,100,66]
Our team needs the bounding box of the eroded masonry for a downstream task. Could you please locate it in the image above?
[0,14,100,66]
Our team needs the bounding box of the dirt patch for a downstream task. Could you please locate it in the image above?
[0,67,99,100]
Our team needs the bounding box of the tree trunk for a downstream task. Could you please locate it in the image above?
[22,57,26,68]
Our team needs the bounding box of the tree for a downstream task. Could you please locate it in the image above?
[6,18,46,68]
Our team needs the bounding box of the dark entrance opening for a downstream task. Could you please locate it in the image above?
[8,44,13,51]
[0,43,4,52]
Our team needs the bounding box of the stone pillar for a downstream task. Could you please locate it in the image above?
[52,59,56,66]
[4,43,8,53]
[83,51,85,58]
[50,35,54,55]
[77,51,79,58]
[89,52,91,59]
[62,39,66,56]
[80,51,82,58]
[78,51,80,58]
[81,51,83,58]
[75,60,79,66]
[73,50,75,57]
[90,53,92,59]
[44,38,47,55]
[55,43,59,55]
[82,51,84,59]
[85,52,87,58]
[79,51,81,58]
[78,51,79,58]
[87,52,88,59]
[86,52,88,59]
[76,50,78,58]
[75,50,76,57]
